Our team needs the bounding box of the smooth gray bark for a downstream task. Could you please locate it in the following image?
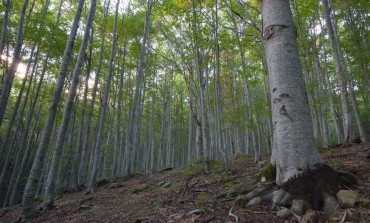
[0,43,37,193]
[166,82,173,167]
[42,0,96,208]
[9,106,42,206]
[21,0,85,217]
[86,0,119,193]
[79,0,110,185]
[321,0,353,141]
[0,0,29,128]
[113,45,126,178]
[124,0,152,176]
[0,0,11,55]
[191,0,209,172]
[312,41,330,146]
[214,2,227,161]
[1,44,39,207]
[261,0,324,185]
[316,10,344,143]
[349,80,368,143]
[70,39,92,191]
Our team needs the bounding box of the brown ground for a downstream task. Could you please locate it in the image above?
[0,143,369,223]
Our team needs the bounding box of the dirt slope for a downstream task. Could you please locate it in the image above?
[0,143,369,223]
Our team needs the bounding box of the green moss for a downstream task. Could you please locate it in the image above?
[184,162,203,175]
[326,148,337,157]
[256,162,276,182]
[184,159,223,176]
[132,186,149,194]
[329,159,343,169]
[34,195,43,201]
[97,178,110,187]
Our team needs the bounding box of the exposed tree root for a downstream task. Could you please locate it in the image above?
[238,164,367,217]
[39,199,54,211]
[0,208,8,217]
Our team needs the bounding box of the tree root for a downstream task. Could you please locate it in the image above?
[39,200,54,211]
[0,208,9,217]
[237,164,367,217]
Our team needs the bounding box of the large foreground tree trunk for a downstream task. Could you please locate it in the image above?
[261,0,324,185]
[255,0,362,215]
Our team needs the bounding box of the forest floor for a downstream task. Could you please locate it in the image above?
[0,143,369,223]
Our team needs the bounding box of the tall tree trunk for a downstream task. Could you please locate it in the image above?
[113,45,127,179]
[70,36,92,192]
[9,105,42,206]
[1,44,39,207]
[317,8,344,143]
[157,70,168,169]
[0,43,37,193]
[321,0,353,142]
[187,83,194,163]
[124,0,152,176]
[348,79,368,143]
[312,41,330,146]
[191,0,210,172]
[0,0,29,128]
[214,0,226,162]
[261,0,324,185]
[41,0,96,209]
[227,3,257,160]
[166,80,172,167]
[0,0,11,55]
[86,0,119,193]
[21,0,85,217]
[149,90,155,172]
[79,0,110,185]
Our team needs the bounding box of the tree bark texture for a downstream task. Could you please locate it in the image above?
[261,0,324,185]
[87,0,119,193]
[21,0,85,217]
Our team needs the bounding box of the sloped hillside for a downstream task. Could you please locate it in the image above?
[1,143,369,223]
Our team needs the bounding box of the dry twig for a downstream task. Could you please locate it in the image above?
[340,210,347,223]
[228,208,239,223]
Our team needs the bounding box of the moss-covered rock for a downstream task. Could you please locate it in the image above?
[256,162,276,182]
[97,178,110,187]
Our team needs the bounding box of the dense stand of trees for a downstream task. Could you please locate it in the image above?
[0,0,368,216]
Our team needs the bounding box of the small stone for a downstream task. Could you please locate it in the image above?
[357,149,370,158]
[277,208,291,218]
[245,185,267,200]
[272,189,292,206]
[336,190,360,208]
[168,213,183,219]
[228,177,253,195]
[186,209,203,216]
[302,209,320,223]
[291,199,309,215]
[236,195,248,203]
[79,204,93,210]
[246,197,261,207]
[323,193,339,214]
[109,183,122,189]
[157,181,166,186]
